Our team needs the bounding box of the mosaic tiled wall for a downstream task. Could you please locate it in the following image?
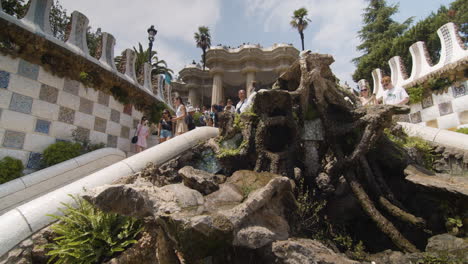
[407,80,468,129]
[0,55,144,170]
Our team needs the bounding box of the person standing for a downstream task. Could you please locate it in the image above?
[172,96,188,135]
[381,76,409,105]
[135,116,150,153]
[224,99,236,113]
[158,109,173,143]
[236,89,249,114]
[359,85,376,106]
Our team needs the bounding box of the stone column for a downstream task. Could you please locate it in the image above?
[188,85,201,107]
[245,71,256,96]
[211,72,224,105]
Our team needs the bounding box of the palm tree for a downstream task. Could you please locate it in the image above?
[194,26,211,71]
[123,43,173,80]
[290,7,311,51]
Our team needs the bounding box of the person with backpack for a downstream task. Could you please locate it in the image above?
[186,106,196,131]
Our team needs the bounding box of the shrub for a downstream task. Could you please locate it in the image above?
[455,127,468,135]
[0,157,24,184]
[46,196,142,264]
[193,112,203,126]
[407,85,424,104]
[42,141,82,167]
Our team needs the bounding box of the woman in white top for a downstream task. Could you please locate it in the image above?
[359,85,376,106]
[172,96,188,135]
[224,99,236,113]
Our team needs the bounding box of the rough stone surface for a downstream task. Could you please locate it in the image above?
[404,165,468,197]
[27,152,43,169]
[94,117,107,133]
[3,130,25,149]
[79,97,94,115]
[107,134,117,148]
[178,166,220,195]
[17,59,39,80]
[74,126,90,142]
[39,84,58,104]
[63,78,80,96]
[85,172,295,263]
[110,109,120,123]
[0,70,10,89]
[425,233,468,259]
[9,93,33,114]
[98,91,110,106]
[58,106,75,124]
[120,126,130,139]
[35,119,51,134]
[438,101,453,116]
[272,238,358,264]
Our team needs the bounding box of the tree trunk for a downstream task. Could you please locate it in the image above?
[300,31,305,51]
[202,48,206,71]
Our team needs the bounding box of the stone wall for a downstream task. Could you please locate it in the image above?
[0,54,144,170]
[406,80,468,129]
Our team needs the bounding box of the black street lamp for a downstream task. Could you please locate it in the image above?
[147,25,157,63]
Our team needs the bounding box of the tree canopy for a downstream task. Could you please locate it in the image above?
[194,26,211,71]
[290,7,311,51]
[353,0,467,87]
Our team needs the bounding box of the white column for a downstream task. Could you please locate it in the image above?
[245,71,256,96]
[211,72,224,105]
[188,86,200,107]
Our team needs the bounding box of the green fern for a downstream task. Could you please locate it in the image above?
[45,195,142,264]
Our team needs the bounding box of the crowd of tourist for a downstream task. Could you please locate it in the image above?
[133,76,407,152]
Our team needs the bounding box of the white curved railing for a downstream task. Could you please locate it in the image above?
[0,148,126,215]
[0,127,219,257]
[399,122,468,151]
[360,22,467,98]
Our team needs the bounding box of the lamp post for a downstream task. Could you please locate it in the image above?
[147,25,157,63]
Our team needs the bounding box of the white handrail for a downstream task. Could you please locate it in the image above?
[0,127,218,257]
[0,148,126,214]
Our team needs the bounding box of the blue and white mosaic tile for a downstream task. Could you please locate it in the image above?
[18,59,39,80]
[107,134,117,148]
[3,130,26,149]
[9,93,33,114]
[35,119,51,134]
[0,70,10,89]
[27,152,43,169]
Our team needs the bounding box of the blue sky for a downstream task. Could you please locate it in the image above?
[60,0,454,87]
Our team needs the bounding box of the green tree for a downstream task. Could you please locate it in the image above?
[131,42,174,79]
[86,27,102,58]
[352,0,412,84]
[49,0,70,41]
[290,7,311,51]
[194,26,211,71]
[1,0,28,18]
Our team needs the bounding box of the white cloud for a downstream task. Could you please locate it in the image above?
[59,0,221,72]
[241,0,366,86]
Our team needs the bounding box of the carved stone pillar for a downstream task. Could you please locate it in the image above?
[188,85,201,107]
[211,72,224,105]
[245,71,256,96]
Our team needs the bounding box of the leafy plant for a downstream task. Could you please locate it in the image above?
[0,156,24,184]
[42,141,82,167]
[427,77,451,91]
[45,195,142,264]
[455,127,468,135]
[193,112,203,126]
[407,85,424,104]
[110,86,130,105]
